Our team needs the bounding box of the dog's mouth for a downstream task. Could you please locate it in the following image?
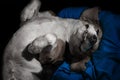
[79,43,92,53]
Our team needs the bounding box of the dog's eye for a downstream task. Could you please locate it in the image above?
[85,24,89,29]
[83,30,88,39]
[96,29,99,35]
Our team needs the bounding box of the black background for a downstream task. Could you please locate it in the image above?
[1,0,120,80]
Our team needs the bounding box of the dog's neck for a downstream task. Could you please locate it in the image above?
[59,18,80,42]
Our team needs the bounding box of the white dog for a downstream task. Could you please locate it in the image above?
[3,0,102,80]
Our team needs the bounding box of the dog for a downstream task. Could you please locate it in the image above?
[2,0,102,80]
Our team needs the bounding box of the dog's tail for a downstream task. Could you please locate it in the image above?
[21,0,41,22]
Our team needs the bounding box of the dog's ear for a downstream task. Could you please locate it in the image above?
[80,7,103,52]
[49,39,65,63]
[69,34,82,56]
[80,7,100,25]
[21,0,41,22]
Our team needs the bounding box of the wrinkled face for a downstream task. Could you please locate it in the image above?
[80,24,99,52]
[69,22,102,55]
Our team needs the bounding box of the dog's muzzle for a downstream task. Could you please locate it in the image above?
[89,35,97,45]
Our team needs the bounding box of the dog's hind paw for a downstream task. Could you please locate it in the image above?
[21,0,41,22]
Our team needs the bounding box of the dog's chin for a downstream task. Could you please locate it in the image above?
[80,43,93,53]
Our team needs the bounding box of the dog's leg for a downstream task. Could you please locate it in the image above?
[3,55,42,80]
[70,56,90,72]
[28,34,57,54]
[21,0,41,22]
[28,33,65,62]
[27,34,65,80]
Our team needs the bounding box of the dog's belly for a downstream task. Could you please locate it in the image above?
[3,18,67,80]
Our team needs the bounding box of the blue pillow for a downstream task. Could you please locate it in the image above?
[92,11,120,80]
[58,7,87,19]
[52,8,120,80]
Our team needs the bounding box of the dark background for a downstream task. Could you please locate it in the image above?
[1,0,120,80]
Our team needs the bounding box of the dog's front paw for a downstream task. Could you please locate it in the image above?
[70,61,86,72]
[70,56,90,72]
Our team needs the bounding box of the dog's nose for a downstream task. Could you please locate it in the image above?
[90,35,97,45]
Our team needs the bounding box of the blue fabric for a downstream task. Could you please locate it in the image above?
[52,8,120,80]
[52,61,96,80]
[58,7,87,19]
[52,62,84,80]
[92,11,120,80]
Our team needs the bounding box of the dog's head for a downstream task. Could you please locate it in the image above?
[69,21,102,56]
